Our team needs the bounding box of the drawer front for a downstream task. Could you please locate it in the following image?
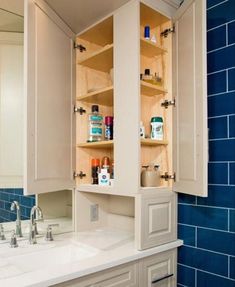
[53,262,138,287]
[136,191,177,250]
[139,249,177,287]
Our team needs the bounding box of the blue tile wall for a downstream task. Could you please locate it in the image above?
[0,188,35,223]
[177,1,235,286]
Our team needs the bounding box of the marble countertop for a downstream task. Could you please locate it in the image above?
[0,229,183,287]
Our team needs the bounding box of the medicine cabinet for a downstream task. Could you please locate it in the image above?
[24,0,207,250]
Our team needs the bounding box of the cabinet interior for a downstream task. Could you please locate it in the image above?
[75,4,173,241]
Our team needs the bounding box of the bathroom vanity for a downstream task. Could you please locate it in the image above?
[0,0,208,285]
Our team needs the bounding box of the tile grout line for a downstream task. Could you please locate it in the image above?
[178,223,235,235]
[207,42,235,55]
[208,66,235,76]
[208,89,235,98]
[207,0,229,11]
[207,19,235,32]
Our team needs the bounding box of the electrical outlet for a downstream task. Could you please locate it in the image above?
[90,204,99,222]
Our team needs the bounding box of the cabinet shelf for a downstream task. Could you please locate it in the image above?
[141,139,168,146]
[77,140,114,149]
[77,86,113,106]
[77,44,113,72]
[77,184,135,197]
[141,80,167,96]
[77,139,167,149]
[140,37,167,58]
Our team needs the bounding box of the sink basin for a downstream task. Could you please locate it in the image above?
[0,240,98,280]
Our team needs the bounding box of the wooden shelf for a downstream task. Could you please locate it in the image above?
[140,38,167,58]
[77,86,113,106]
[77,140,113,149]
[78,44,113,72]
[77,184,135,197]
[141,138,168,146]
[141,80,167,96]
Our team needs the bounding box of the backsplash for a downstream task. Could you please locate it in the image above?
[177,0,235,286]
[0,189,35,223]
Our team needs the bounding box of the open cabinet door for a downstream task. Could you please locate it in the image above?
[173,0,207,197]
[24,0,75,195]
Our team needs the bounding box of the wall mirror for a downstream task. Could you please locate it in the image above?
[0,4,74,240]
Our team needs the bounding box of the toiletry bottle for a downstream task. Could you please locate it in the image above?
[102,156,110,172]
[87,105,103,142]
[151,117,164,140]
[140,121,145,139]
[144,26,150,39]
[91,158,100,184]
[98,169,110,186]
[142,69,153,82]
[104,116,113,140]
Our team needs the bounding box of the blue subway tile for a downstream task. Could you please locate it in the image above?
[230,210,235,232]
[208,45,235,73]
[177,264,195,287]
[230,257,235,280]
[208,92,235,117]
[230,115,235,137]
[20,196,33,207]
[207,0,235,30]
[207,25,226,52]
[207,0,227,9]
[230,163,235,184]
[228,68,235,91]
[178,194,196,204]
[197,185,235,208]
[208,70,226,94]
[14,188,23,195]
[228,21,235,45]
[209,139,235,161]
[197,270,235,287]
[178,224,196,246]
[208,162,228,184]
[208,116,227,139]
[178,246,228,276]
[197,228,235,256]
[178,204,228,230]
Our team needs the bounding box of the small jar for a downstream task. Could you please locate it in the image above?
[151,117,164,140]
[104,116,113,140]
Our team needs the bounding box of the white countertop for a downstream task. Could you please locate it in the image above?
[0,229,183,287]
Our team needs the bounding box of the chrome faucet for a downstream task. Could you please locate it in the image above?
[29,206,43,244]
[10,201,23,237]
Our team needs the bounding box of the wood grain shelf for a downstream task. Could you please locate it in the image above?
[77,139,167,149]
[141,80,167,96]
[141,138,168,146]
[77,140,113,149]
[77,86,113,106]
[140,37,167,58]
[77,44,113,72]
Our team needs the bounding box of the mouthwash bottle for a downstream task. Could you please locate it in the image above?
[88,105,103,142]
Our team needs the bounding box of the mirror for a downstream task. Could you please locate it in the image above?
[0,5,73,239]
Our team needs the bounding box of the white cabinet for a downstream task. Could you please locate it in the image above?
[53,262,139,287]
[24,0,207,250]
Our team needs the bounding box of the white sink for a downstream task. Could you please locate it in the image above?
[0,239,98,280]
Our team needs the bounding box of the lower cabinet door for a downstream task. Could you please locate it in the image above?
[53,261,139,287]
[135,191,177,250]
[139,249,177,287]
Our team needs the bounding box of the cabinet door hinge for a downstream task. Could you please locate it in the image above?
[161,172,176,182]
[74,106,86,115]
[161,99,176,109]
[73,171,86,179]
[160,26,175,38]
[74,42,86,52]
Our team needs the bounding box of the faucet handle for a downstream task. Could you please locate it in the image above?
[10,230,18,248]
[45,224,59,241]
[0,224,6,240]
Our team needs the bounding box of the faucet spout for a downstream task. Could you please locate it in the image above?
[29,206,43,244]
[10,201,23,237]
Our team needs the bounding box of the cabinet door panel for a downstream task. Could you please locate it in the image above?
[136,191,177,250]
[139,249,177,287]
[24,0,75,194]
[173,0,207,197]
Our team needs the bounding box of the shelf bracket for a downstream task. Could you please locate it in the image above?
[161,172,176,182]
[160,26,175,38]
[161,99,176,109]
[74,43,86,52]
[74,106,86,115]
[73,171,86,179]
